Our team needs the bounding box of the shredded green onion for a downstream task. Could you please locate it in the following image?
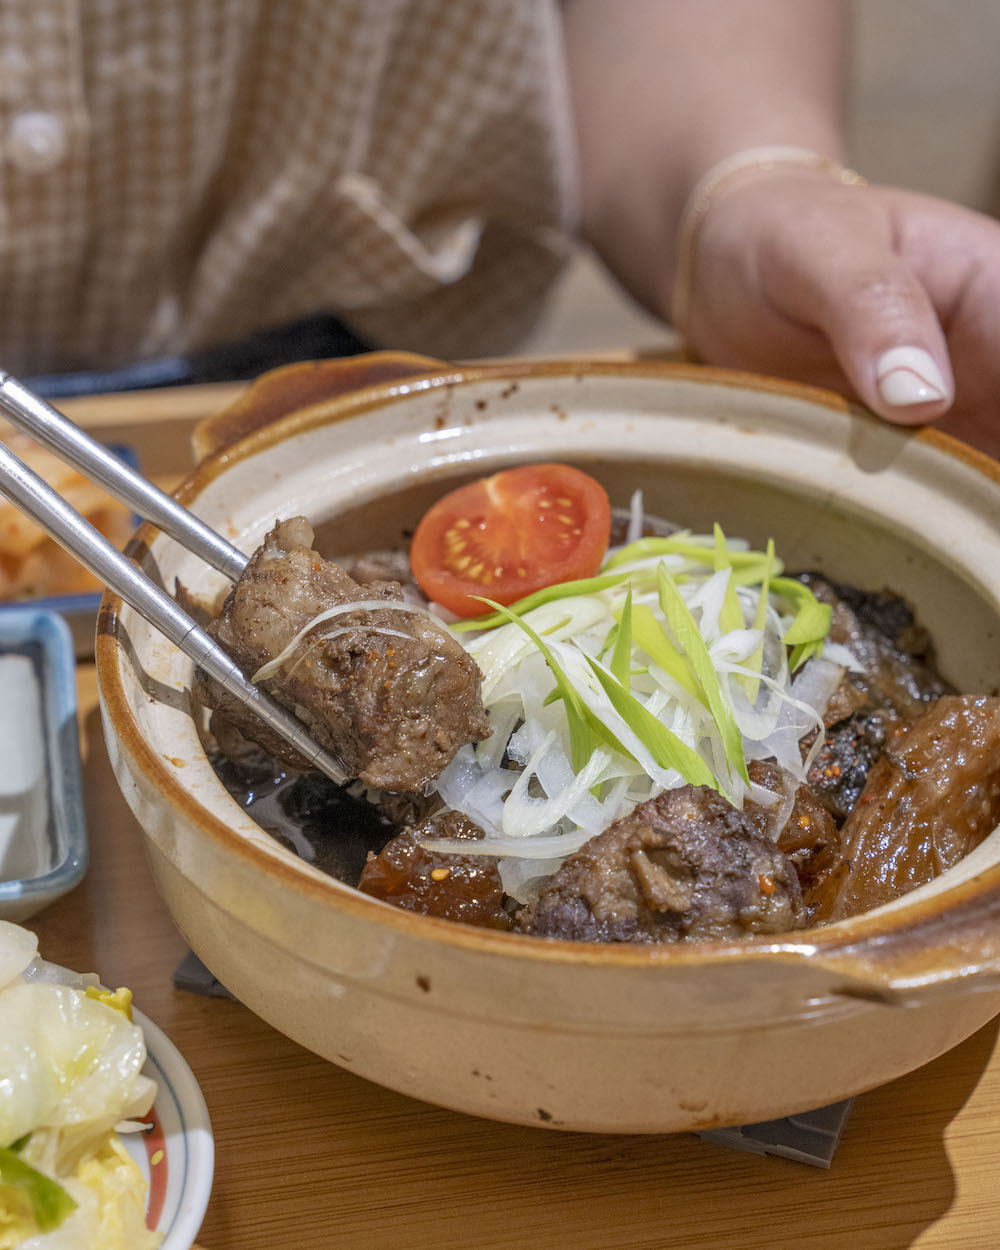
[610,588,633,689]
[771,576,832,668]
[742,537,776,701]
[474,597,626,771]
[434,523,835,863]
[603,533,785,575]
[585,656,717,788]
[628,603,704,702]
[452,571,637,632]
[655,564,750,785]
[0,1147,77,1233]
[714,523,745,637]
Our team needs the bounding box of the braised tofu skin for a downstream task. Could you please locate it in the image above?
[828,695,1000,920]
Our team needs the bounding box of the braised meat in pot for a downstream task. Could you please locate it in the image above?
[827,694,1000,920]
[199,472,1000,944]
[358,811,511,931]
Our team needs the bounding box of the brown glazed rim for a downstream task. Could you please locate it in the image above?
[96,355,1000,987]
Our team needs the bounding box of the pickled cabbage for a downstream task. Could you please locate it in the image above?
[0,921,160,1249]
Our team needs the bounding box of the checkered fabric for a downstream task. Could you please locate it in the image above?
[0,0,577,374]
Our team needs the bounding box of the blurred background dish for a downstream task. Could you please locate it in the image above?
[0,426,133,601]
[0,428,138,655]
[1,922,213,1247]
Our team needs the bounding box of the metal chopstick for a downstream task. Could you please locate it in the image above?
[0,436,347,785]
[0,371,247,581]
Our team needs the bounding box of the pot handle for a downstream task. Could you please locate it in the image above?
[814,862,1000,1004]
[191,350,447,462]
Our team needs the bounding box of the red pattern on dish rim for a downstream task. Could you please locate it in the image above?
[141,1105,168,1231]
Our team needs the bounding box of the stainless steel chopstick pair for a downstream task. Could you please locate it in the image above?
[0,371,348,785]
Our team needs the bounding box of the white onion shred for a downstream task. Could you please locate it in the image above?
[626,488,644,544]
[251,599,430,682]
[425,533,837,881]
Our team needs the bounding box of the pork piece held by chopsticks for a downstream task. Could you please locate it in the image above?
[199,517,490,792]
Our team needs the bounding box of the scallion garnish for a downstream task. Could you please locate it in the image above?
[742,537,776,701]
[655,564,750,785]
[714,523,745,637]
[585,655,717,789]
[473,598,624,771]
[0,1148,77,1233]
[628,603,704,702]
[771,576,832,668]
[603,533,785,575]
[435,521,834,868]
[452,571,637,632]
[610,587,633,689]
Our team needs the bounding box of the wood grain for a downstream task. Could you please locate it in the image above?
[20,383,1000,1250]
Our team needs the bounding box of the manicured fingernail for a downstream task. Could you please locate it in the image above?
[875,346,948,407]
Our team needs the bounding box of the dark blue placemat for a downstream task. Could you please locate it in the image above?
[696,1099,854,1167]
[173,950,235,1000]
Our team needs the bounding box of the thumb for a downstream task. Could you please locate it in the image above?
[778,238,954,425]
[754,184,956,424]
[816,264,955,425]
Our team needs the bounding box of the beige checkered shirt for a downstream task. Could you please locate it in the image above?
[0,0,577,375]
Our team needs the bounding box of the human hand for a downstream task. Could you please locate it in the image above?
[680,173,1000,459]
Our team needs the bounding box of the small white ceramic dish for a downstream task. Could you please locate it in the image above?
[0,607,86,922]
[125,1009,214,1250]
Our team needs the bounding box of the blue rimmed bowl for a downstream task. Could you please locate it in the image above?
[126,1009,215,1249]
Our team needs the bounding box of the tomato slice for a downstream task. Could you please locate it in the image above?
[410,463,611,618]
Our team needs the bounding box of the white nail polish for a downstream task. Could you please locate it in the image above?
[875,346,948,407]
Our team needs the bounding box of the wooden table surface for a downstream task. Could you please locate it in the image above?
[19,383,1000,1250]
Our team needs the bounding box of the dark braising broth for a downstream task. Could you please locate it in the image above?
[210,753,393,886]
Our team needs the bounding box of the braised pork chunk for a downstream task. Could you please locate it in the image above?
[201,517,490,791]
[517,785,806,944]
